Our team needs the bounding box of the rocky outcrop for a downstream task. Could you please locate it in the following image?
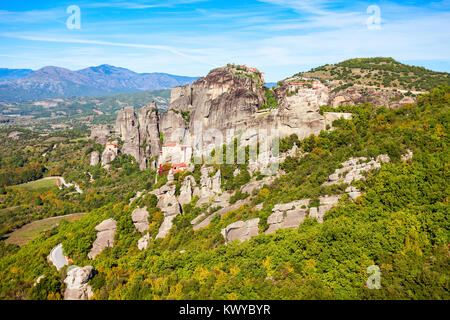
[178,176,196,206]
[329,86,417,109]
[309,196,340,223]
[101,142,119,167]
[115,106,144,169]
[88,219,117,259]
[63,266,95,300]
[131,207,149,233]
[221,218,260,243]
[90,125,111,145]
[90,151,100,166]
[193,198,250,231]
[150,184,181,239]
[324,155,390,186]
[265,196,340,233]
[266,199,310,234]
[138,233,150,251]
[138,103,162,161]
[195,167,229,207]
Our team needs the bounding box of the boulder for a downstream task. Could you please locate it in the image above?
[221,218,260,243]
[309,196,340,223]
[138,233,151,251]
[101,142,119,167]
[346,186,362,200]
[90,151,100,166]
[88,219,117,259]
[266,199,309,234]
[89,125,111,145]
[179,176,195,206]
[131,207,149,233]
[63,266,95,300]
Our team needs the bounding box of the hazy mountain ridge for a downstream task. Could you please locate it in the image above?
[0,65,199,102]
[0,69,34,83]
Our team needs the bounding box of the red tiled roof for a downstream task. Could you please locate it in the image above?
[163,143,177,147]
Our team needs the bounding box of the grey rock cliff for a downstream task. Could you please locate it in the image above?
[88,218,117,259]
[63,266,95,300]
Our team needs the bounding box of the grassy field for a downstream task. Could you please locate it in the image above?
[14,178,59,192]
[5,213,85,246]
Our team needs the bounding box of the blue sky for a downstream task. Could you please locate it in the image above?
[0,0,449,81]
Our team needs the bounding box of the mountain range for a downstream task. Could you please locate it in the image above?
[0,65,199,102]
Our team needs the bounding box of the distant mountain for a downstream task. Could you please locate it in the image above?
[0,65,199,102]
[0,68,34,83]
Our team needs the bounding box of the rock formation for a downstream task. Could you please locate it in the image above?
[90,151,100,166]
[221,218,260,243]
[88,218,117,259]
[323,155,390,186]
[328,86,417,109]
[90,125,111,145]
[101,142,119,167]
[266,199,310,234]
[115,106,143,168]
[138,233,150,251]
[131,207,149,233]
[309,196,340,223]
[150,184,181,239]
[63,266,95,300]
[92,66,362,172]
[178,176,196,206]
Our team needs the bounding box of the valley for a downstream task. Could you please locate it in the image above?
[0,58,448,301]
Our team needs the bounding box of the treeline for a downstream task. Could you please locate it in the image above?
[0,163,45,187]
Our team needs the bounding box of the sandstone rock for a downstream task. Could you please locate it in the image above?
[346,186,362,200]
[131,207,149,233]
[138,103,162,160]
[324,155,390,186]
[115,106,145,169]
[179,176,195,206]
[90,151,100,166]
[266,199,309,234]
[88,219,117,259]
[328,86,417,109]
[101,142,119,167]
[90,125,111,145]
[402,150,414,162]
[63,266,95,300]
[221,218,260,243]
[309,196,340,223]
[138,233,151,251]
[155,215,178,239]
[129,191,144,205]
[212,170,222,193]
[192,198,250,231]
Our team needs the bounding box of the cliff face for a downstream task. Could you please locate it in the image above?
[115,103,161,170]
[106,66,381,170]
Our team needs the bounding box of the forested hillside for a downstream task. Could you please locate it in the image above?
[298,58,450,91]
[0,86,448,300]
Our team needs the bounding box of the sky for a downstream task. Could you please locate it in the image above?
[0,0,449,82]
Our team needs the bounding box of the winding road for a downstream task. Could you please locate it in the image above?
[49,243,69,270]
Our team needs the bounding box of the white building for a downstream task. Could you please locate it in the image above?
[159,142,193,167]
